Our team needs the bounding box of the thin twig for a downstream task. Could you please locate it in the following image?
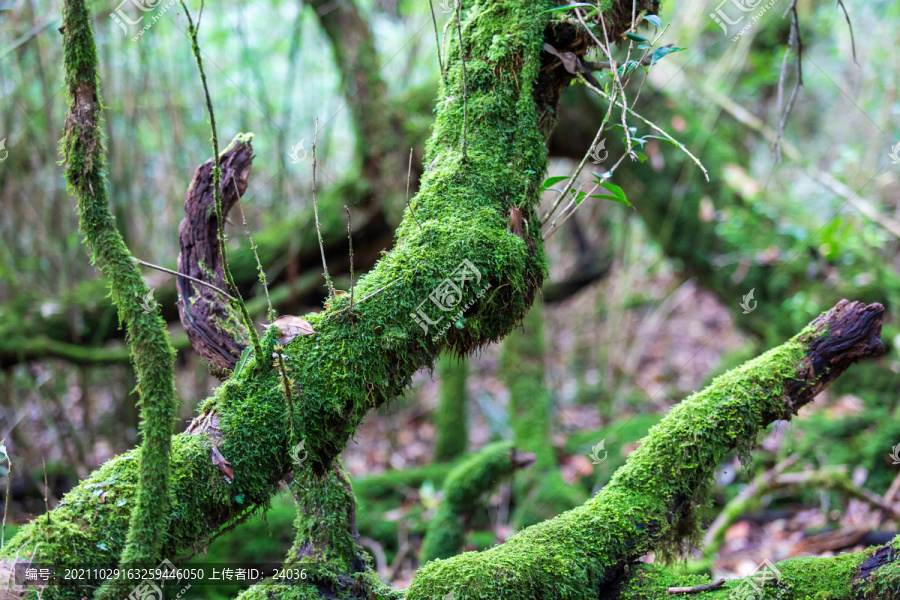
[406,148,421,227]
[773,2,803,162]
[428,0,445,82]
[666,579,726,594]
[311,117,335,298]
[455,0,468,160]
[579,74,709,181]
[540,95,616,224]
[42,458,49,524]
[330,269,419,315]
[835,0,857,64]
[580,8,634,159]
[1,444,10,549]
[133,258,234,299]
[232,174,274,321]
[344,206,355,314]
[180,0,262,356]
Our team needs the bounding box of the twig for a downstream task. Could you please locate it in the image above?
[666,579,725,594]
[455,0,468,160]
[579,74,709,181]
[540,94,616,224]
[406,148,421,227]
[427,0,445,82]
[835,0,857,64]
[579,8,634,159]
[276,348,296,447]
[330,270,417,315]
[344,206,355,314]
[773,2,803,162]
[311,117,335,298]
[42,458,50,524]
[133,258,234,299]
[233,174,274,321]
[180,0,262,357]
[1,444,10,549]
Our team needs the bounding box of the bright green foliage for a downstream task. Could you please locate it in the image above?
[501,300,581,527]
[434,352,470,462]
[59,0,178,583]
[420,441,523,562]
[405,326,813,600]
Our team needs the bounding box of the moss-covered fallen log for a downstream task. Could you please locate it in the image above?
[404,300,884,600]
[620,539,900,600]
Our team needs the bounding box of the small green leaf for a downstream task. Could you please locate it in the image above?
[235,494,245,504]
[625,33,649,42]
[633,151,648,163]
[642,134,680,147]
[644,14,663,28]
[650,46,684,66]
[599,182,631,206]
[541,175,569,191]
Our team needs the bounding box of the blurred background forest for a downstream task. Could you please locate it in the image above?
[2,0,900,597]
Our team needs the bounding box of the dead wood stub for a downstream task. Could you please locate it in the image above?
[176,137,254,378]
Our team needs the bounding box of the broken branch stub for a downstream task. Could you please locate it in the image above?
[176,134,255,378]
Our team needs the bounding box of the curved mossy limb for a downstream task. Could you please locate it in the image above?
[420,441,535,563]
[404,302,883,600]
[60,0,178,584]
[434,352,470,462]
[620,538,900,600]
[0,0,566,595]
[500,299,582,527]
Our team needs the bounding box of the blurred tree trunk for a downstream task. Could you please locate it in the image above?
[501,299,582,528]
[434,352,469,462]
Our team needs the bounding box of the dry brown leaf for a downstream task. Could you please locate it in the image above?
[262,315,318,344]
